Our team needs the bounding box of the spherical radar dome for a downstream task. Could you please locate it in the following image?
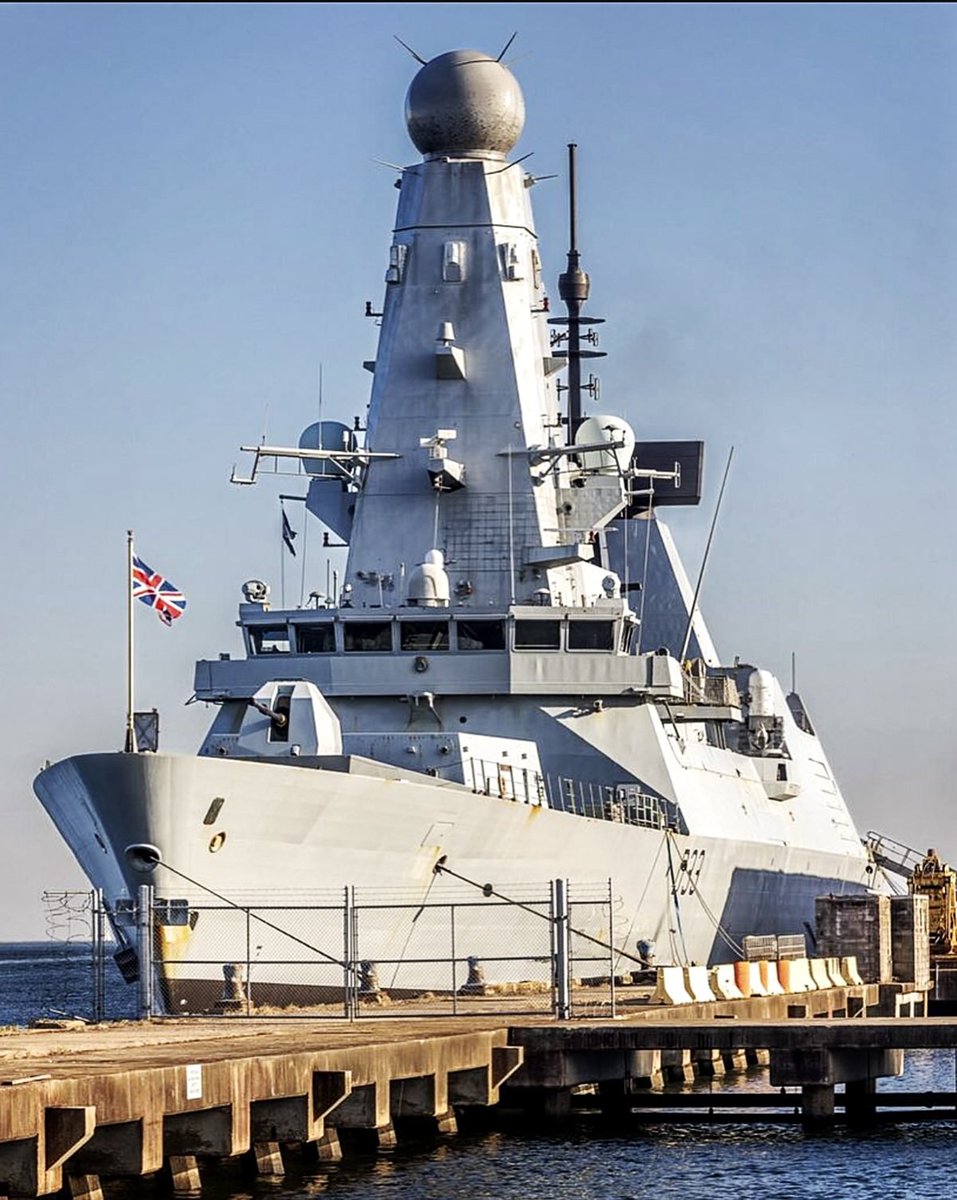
[406,49,525,157]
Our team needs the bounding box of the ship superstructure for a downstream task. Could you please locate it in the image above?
[35,49,873,1009]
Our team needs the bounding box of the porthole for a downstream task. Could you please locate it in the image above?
[208,832,226,854]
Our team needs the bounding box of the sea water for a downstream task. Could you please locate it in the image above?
[2,942,955,1198]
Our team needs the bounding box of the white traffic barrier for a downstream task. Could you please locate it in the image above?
[809,959,833,989]
[711,963,745,1000]
[684,965,716,1003]
[650,966,694,1005]
[841,955,865,985]
[759,960,785,996]
[786,957,816,992]
[825,956,847,987]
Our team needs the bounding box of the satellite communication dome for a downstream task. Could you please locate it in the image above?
[406,548,451,607]
[574,415,637,475]
[405,49,525,157]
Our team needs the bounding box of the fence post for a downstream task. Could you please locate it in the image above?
[607,877,616,1018]
[450,903,458,1016]
[136,883,154,1019]
[552,878,571,1020]
[245,907,252,1016]
[343,886,355,1021]
[92,888,105,1024]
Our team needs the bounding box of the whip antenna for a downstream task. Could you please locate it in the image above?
[393,35,427,65]
[680,446,734,662]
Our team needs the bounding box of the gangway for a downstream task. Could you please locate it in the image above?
[865,831,925,882]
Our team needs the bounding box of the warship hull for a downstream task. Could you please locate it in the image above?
[35,748,871,1010]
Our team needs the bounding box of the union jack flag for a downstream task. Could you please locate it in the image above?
[131,555,187,626]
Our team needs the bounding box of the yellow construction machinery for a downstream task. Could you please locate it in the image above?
[910,848,957,956]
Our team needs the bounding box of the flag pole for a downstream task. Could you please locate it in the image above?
[125,529,135,753]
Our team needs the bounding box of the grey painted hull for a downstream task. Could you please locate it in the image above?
[35,751,871,1008]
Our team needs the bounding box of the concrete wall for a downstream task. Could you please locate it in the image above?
[890,894,930,987]
[815,894,892,983]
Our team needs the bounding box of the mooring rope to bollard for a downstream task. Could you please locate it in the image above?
[431,857,648,967]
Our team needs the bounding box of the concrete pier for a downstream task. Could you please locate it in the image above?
[0,986,953,1195]
[0,1022,522,1197]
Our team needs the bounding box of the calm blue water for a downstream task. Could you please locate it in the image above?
[2,942,955,1196]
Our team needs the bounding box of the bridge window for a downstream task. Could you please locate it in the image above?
[456,619,506,651]
[568,621,615,651]
[514,620,561,650]
[343,621,392,652]
[296,624,335,654]
[250,627,290,654]
[400,620,450,651]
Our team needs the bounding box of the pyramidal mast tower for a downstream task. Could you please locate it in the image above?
[313,49,631,614]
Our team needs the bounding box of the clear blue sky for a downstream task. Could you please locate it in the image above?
[1,3,954,938]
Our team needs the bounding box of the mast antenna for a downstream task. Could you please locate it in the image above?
[497,32,518,61]
[393,35,427,65]
[551,144,605,438]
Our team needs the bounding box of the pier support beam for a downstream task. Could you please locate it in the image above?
[693,1049,726,1077]
[448,1046,523,1107]
[843,1079,877,1125]
[770,1048,904,1090]
[164,1154,201,1193]
[249,1141,284,1176]
[373,1122,397,1150]
[391,1073,447,1120]
[542,1089,573,1120]
[661,1049,694,1083]
[597,1078,660,1115]
[164,1106,239,1158]
[0,1106,95,1198]
[65,1175,103,1200]
[434,1110,458,1136]
[801,1084,835,1129]
[771,1046,903,1128]
[721,1049,748,1072]
[305,1128,342,1166]
[69,1116,164,1178]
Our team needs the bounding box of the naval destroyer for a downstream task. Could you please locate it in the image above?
[35,49,875,1008]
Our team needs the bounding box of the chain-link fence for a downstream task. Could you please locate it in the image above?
[34,880,620,1022]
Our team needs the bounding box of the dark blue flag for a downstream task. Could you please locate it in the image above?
[281,507,297,556]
